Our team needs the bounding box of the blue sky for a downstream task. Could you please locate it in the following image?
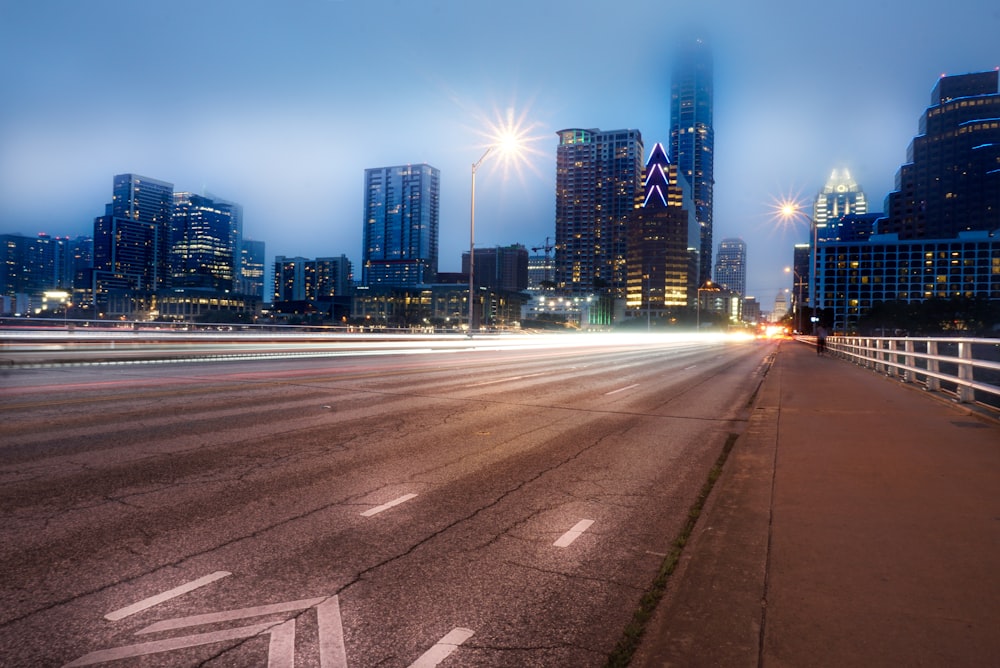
[1,0,998,300]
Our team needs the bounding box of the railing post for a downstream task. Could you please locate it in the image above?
[876,338,886,375]
[926,341,940,392]
[903,339,915,383]
[957,341,975,404]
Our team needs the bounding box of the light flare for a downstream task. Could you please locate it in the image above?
[470,104,546,181]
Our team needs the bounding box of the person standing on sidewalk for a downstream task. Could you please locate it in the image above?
[816,325,827,355]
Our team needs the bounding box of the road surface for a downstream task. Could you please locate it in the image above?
[0,335,775,666]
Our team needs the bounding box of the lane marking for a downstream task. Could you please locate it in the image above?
[72,594,345,667]
[465,372,547,387]
[554,519,595,548]
[684,365,698,370]
[408,627,475,668]
[604,383,639,396]
[64,623,276,666]
[137,596,327,635]
[267,619,296,668]
[316,597,348,668]
[105,571,231,621]
[361,493,418,517]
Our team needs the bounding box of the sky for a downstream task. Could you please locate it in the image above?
[1,0,998,302]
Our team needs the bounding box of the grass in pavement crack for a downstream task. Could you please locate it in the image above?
[605,431,740,668]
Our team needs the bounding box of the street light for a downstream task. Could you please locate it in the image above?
[696,280,716,330]
[467,120,531,334]
[777,200,818,330]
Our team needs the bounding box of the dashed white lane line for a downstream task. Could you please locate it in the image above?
[104,571,232,621]
[361,493,418,517]
[408,628,475,668]
[604,383,639,395]
[554,519,595,548]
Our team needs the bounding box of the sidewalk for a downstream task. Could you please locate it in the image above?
[632,340,1000,667]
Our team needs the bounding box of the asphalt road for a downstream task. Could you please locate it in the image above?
[0,336,776,667]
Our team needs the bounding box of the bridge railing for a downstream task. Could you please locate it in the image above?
[821,336,1000,412]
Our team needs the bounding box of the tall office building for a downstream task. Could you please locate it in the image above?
[555,128,644,297]
[238,238,266,299]
[462,245,529,292]
[626,142,699,316]
[670,36,715,286]
[880,71,1000,239]
[714,237,747,298]
[362,164,440,287]
[274,255,352,303]
[92,174,174,312]
[813,169,868,230]
[170,192,237,292]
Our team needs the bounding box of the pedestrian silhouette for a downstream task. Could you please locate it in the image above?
[816,325,827,355]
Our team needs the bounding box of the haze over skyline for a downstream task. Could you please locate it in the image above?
[2,0,998,301]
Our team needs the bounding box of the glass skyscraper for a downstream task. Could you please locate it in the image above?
[714,237,747,298]
[92,174,174,312]
[554,128,644,297]
[669,36,715,286]
[171,192,237,292]
[362,164,440,287]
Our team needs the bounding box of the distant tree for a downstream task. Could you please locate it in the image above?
[858,298,1000,336]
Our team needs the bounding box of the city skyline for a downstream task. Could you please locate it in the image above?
[1,0,998,300]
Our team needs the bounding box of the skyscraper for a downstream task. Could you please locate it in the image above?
[555,128,644,297]
[813,169,868,230]
[92,174,174,313]
[170,192,236,291]
[362,164,440,287]
[238,239,266,299]
[670,36,715,286]
[626,142,699,317]
[880,70,1000,239]
[714,237,746,298]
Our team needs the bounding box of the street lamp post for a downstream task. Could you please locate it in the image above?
[778,201,819,333]
[785,266,804,333]
[469,146,494,334]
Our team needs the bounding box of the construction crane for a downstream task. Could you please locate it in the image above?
[531,237,556,286]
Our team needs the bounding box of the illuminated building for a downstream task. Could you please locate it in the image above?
[273,255,352,302]
[880,70,1000,240]
[670,36,715,285]
[91,174,174,315]
[714,237,747,298]
[171,192,237,292]
[813,170,868,231]
[625,142,699,318]
[362,164,440,287]
[238,239,266,300]
[816,230,1000,331]
[555,127,644,298]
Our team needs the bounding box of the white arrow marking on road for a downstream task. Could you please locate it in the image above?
[554,519,595,548]
[104,570,231,621]
[408,628,475,668]
[604,383,639,395]
[67,595,345,667]
[136,596,327,634]
[63,622,276,667]
[361,493,418,517]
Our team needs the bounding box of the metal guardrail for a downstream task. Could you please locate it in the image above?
[820,335,1000,411]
